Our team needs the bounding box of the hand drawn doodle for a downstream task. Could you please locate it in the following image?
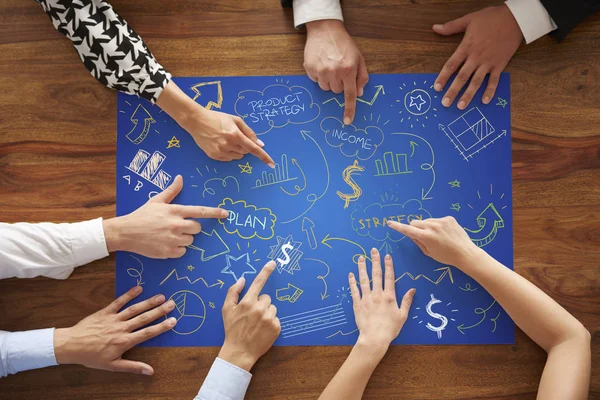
[126,104,156,144]
[167,290,207,335]
[221,253,257,281]
[464,203,504,247]
[457,300,498,334]
[337,160,365,209]
[323,84,385,107]
[219,198,276,240]
[389,132,436,201]
[268,235,304,275]
[276,284,304,303]
[126,255,144,286]
[166,136,180,149]
[306,258,331,300]
[252,154,297,189]
[321,234,368,264]
[187,229,230,261]
[160,269,225,289]
[496,97,508,108]
[450,203,461,212]
[125,149,172,190]
[448,180,460,188]
[413,295,459,339]
[301,217,318,250]
[238,162,252,174]
[321,117,384,160]
[396,80,439,129]
[280,301,347,339]
[374,151,412,176]
[191,81,223,110]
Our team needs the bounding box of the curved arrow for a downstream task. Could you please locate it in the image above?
[281,130,330,224]
[321,234,368,264]
[457,300,497,334]
[409,141,418,157]
[126,104,155,144]
[306,258,330,300]
[390,132,435,201]
[191,81,223,110]
[464,203,504,247]
[280,158,307,196]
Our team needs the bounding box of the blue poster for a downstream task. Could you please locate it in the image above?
[116,74,514,346]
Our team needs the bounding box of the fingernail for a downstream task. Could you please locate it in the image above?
[410,288,416,295]
[358,88,364,97]
[483,96,490,104]
[385,254,391,260]
[268,163,275,169]
[434,83,442,91]
[220,209,229,218]
[442,97,451,107]
[266,260,277,269]
[142,368,153,376]
[358,255,365,262]
[257,139,265,147]
[167,300,175,309]
[433,24,443,30]
[134,286,143,294]
[458,100,466,110]
[386,220,393,226]
[371,247,377,253]
[167,317,177,326]
[155,294,165,303]
[237,277,246,286]
[343,116,351,125]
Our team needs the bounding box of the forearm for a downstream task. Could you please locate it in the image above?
[194,357,252,400]
[319,339,386,400]
[0,329,57,378]
[0,219,108,279]
[155,81,208,133]
[459,248,589,350]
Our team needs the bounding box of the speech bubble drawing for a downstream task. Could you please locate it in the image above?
[218,198,276,240]
[351,199,431,242]
[321,117,384,160]
[234,84,320,135]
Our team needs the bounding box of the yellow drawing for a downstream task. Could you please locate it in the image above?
[374,151,412,177]
[238,162,252,174]
[457,300,497,334]
[450,203,461,212]
[306,258,330,300]
[252,154,297,189]
[326,328,359,339]
[390,132,436,201]
[191,81,223,110]
[159,269,225,289]
[496,97,508,108]
[126,104,156,144]
[219,198,276,240]
[282,130,330,225]
[301,217,318,250]
[321,234,369,264]
[166,136,180,149]
[276,284,304,303]
[168,290,206,335]
[280,158,307,196]
[464,203,504,247]
[201,176,240,198]
[337,160,365,209]
[395,266,454,285]
[126,255,144,286]
[187,229,230,261]
[323,85,385,107]
[448,180,460,188]
[459,283,478,292]
[187,265,195,272]
[409,141,419,157]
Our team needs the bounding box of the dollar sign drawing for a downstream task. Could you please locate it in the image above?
[276,243,294,267]
[425,293,448,339]
[337,160,365,209]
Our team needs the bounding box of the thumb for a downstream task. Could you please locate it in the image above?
[108,359,154,375]
[224,277,246,308]
[151,175,183,204]
[399,288,416,318]
[433,15,470,36]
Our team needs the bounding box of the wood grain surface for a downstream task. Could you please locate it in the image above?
[0,1,598,399]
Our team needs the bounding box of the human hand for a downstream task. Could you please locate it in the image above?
[218,261,280,371]
[387,216,481,268]
[103,175,228,258]
[349,249,415,355]
[304,19,368,124]
[53,286,176,375]
[433,5,523,109]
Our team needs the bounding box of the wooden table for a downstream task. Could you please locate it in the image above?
[0,1,598,398]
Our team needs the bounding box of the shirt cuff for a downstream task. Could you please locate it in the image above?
[68,218,109,267]
[505,0,558,44]
[292,0,343,28]
[196,358,252,400]
[1,328,57,376]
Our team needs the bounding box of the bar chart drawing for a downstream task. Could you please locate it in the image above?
[126,149,172,190]
[374,151,412,176]
[252,153,297,189]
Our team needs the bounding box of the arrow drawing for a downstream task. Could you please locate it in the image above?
[280,158,307,196]
[390,132,435,201]
[321,234,368,264]
[191,81,223,110]
[395,266,454,285]
[126,104,156,144]
[409,141,419,157]
[457,300,497,334]
[464,203,504,247]
[323,85,385,107]
[302,217,318,249]
[306,258,330,300]
[276,284,304,303]
[187,229,230,261]
[159,269,225,289]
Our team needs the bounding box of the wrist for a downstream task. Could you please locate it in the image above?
[156,80,205,129]
[102,217,126,253]
[305,19,345,35]
[456,245,488,274]
[218,344,258,372]
[355,334,389,362]
[53,328,76,365]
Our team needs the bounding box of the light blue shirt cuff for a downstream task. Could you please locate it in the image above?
[0,328,57,378]
[195,357,252,400]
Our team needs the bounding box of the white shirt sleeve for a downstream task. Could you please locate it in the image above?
[505,0,558,44]
[292,0,343,28]
[0,218,109,280]
[194,357,253,400]
[0,328,57,378]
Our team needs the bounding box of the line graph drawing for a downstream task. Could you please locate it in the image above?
[159,269,225,289]
[323,85,385,107]
[326,328,358,339]
[167,290,207,335]
[125,149,172,190]
[280,301,347,339]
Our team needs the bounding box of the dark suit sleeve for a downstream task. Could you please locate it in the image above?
[540,0,600,41]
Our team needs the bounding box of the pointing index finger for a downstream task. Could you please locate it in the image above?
[239,135,275,168]
[244,261,276,299]
[178,205,229,219]
[343,75,358,125]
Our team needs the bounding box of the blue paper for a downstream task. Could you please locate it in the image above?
[116,73,514,346]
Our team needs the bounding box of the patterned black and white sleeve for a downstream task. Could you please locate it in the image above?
[35,0,171,103]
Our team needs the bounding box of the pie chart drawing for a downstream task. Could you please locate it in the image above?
[167,290,206,335]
